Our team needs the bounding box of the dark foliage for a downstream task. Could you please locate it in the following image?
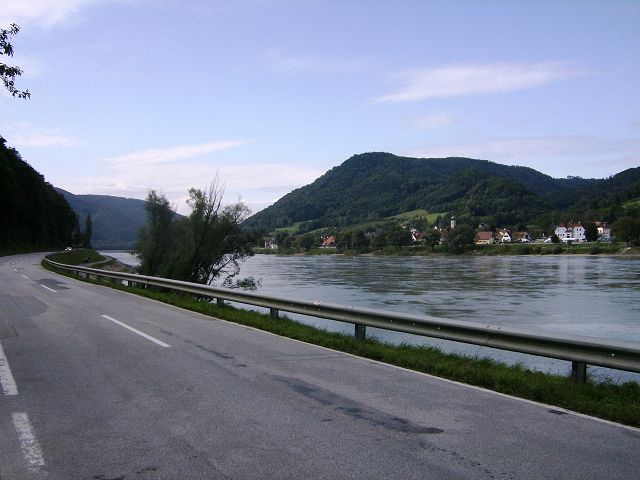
[1,24,30,99]
[0,137,75,249]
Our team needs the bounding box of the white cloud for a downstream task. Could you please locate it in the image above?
[415,113,454,129]
[373,62,585,104]
[3,124,85,147]
[103,140,254,167]
[63,140,325,213]
[0,0,105,28]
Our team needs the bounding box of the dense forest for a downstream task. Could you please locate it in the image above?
[0,137,76,251]
[243,152,640,234]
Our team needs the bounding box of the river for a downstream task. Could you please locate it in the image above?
[102,251,640,383]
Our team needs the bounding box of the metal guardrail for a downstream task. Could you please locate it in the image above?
[44,258,640,382]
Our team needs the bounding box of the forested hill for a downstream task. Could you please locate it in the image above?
[0,137,75,250]
[243,152,638,233]
[56,189,149,250]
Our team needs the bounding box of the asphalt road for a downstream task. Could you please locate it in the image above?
[1,253,638,480]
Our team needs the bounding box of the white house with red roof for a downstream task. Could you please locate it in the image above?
[555,223,586,242]
[496,229,512,243]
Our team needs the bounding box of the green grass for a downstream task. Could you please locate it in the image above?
[272,210,448,237]
[623,197,640,210]
[385,209,445,225]
[46,249,107,266]
[43,259,640,427]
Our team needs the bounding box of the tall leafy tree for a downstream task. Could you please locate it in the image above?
[135,191,177,276]
[1,24,30,99]
[83,214,93,248]
[612,217,640,246]
[135,179,254,286]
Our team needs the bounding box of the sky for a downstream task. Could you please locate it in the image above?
[1,0,639,214]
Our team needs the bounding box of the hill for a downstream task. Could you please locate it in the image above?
[1,137,75,251]
[56,189,148,250]
[243,152,638,234]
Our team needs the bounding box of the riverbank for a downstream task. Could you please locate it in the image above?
[254,242,639,257]
[43,254,640,428]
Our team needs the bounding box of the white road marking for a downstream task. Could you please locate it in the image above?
[12,412,46,474]
[0,340,18,395]
[40,284,57,293]
[101,315,170,348]
[21,274,30,280]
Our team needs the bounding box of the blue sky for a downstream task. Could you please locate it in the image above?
[1,0,639,214]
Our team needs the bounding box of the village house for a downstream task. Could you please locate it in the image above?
[474,231,496,245]
[595,221,612,237]
[321,235,336,248]
[555,223,586,242]
[496,229,512,243]
[513,231,532,243]
[410,228,424,242]
[263,238,278,249]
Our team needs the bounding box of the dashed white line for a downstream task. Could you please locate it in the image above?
[40,284,57,293]
[12,412,46,474]
[101,315,170,348]
[21,274,30,280]
[0,340,18,395]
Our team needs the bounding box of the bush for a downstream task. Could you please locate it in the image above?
[552,245,563,254]
[517,245,531,255]
[590,246,601,255]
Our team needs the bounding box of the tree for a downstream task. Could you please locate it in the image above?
[135,191,176,275]
[1,24,30,99]
[443,224,475,253]
[0,137,75,249]
[298,233,316,251]
[82,214,93,248]
[371,230,387,250]
[72,213,82,247]
[135,179,254,286]
[387,225,412,247]
[583,222,599,242]
[423,229,441,252]
[612,217,640,246]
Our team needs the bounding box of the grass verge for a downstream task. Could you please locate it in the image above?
[43,258,640,428]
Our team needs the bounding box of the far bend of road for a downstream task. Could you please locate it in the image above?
[1,253,638,480]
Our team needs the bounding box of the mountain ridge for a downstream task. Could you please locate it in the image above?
[55,189,148,250]
[243,152,636,233]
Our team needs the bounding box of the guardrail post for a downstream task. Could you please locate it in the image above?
[571,361,587,383]
[270,308,279,319]
[355,323,366,341]
[216,298,225,306]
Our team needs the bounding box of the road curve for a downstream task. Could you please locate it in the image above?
[1,253,638,479]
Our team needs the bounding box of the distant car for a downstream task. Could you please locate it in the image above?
[65,247,73,252]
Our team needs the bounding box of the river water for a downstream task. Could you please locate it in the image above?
[102,251,640,383]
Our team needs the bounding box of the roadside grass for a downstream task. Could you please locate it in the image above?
[43,258,640,428]
[46,249,109,266]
